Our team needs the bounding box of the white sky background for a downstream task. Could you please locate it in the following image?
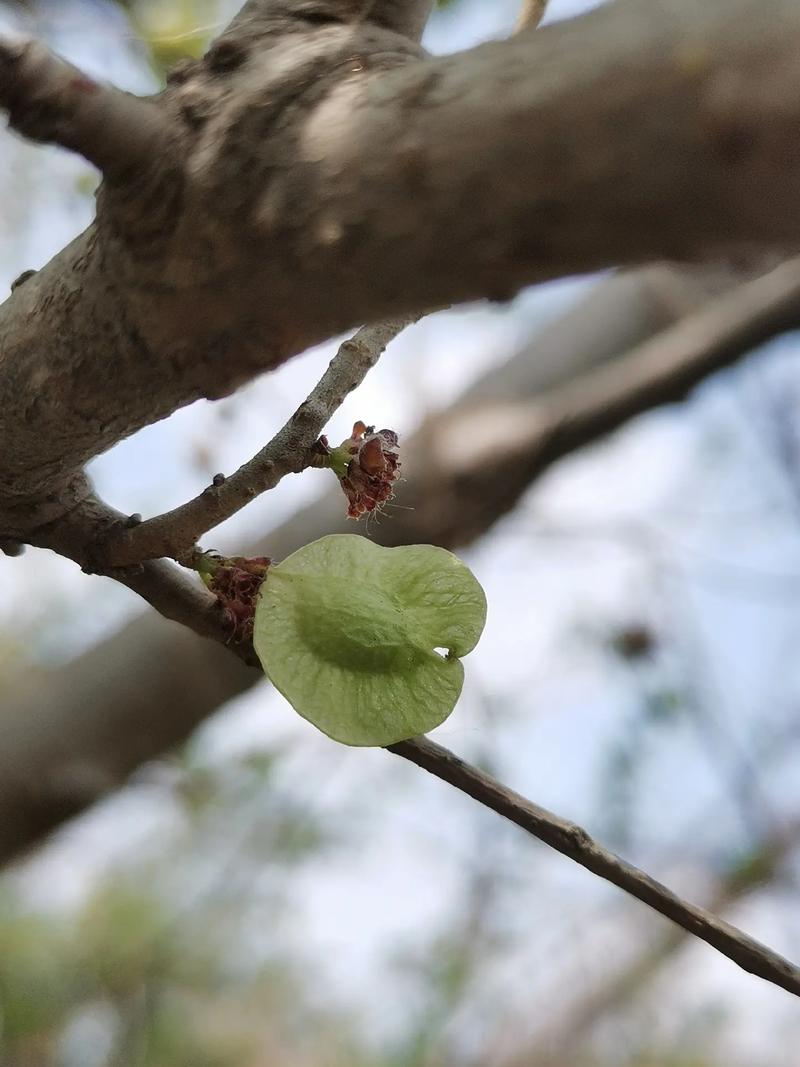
[2,0,800,1062]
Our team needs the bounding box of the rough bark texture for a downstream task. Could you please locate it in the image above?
[3,0,800,536]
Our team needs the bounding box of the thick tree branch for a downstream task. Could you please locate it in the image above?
[388,737,800,998]
[99,316,417,567]
[286,0,800,320]
[0,33,170,175]
[3,0,800,532]
[51,238,780,629]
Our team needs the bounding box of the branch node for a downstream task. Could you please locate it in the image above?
[11,268,37,292]
[205,37,248,74]
[0,32,172,175]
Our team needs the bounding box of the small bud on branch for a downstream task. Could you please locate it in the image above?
[315,422,401,519]
[191,551,270,642]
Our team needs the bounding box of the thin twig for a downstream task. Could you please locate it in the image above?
[529,822,800,1058]
[514,0,549,33]
[100,316,419,567]
[388,736,800,998]
[0,33,170,175]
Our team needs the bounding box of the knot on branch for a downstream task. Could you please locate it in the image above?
[205,37,249,74]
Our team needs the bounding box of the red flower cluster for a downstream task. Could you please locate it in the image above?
[333,422,401,519]
[201,554,270,642]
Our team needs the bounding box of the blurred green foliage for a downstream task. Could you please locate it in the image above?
[0,745,369,1067]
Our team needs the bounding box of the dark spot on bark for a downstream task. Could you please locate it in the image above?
[178,86,212,128]
[205,38,248,74]
[11,269,37,292]
[212,472,226,487]
[302,11,347,26]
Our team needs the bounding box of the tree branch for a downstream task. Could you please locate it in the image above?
[0,260,777,863]
[0,33,170,175]
[388,736,800,998]
[286,0,800,323]
[371,256,800,549]
[99,316,418,567]
[25,495,251,656]
[5,265,800,999]
[58,233,771,619]
[514,0,548,33]
[0,617,253,861]
[521,822,800,1059]
[18,472,800,998]
[4,0,800,531]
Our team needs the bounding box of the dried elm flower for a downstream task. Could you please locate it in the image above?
[195,552,270,642]
[321,421,400,519]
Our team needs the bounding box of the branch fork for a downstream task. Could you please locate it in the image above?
[94,317,418,569]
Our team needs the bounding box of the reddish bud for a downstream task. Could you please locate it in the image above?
[334,423,400,519]
[198,554,270,642]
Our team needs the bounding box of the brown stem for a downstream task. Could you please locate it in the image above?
[98,316,419,566]
[389,736,800,998]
